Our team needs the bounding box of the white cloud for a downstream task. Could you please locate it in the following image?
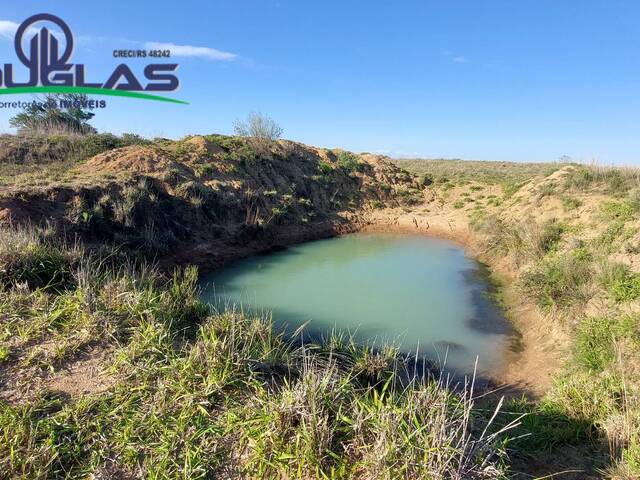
[441,50,470,64]
[0,19,63,42]
[0,20,20,39]
[144,41,237,61]
[1,19,238,62]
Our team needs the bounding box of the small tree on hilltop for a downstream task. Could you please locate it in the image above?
[233,112,283,156]
[10,94,97,135]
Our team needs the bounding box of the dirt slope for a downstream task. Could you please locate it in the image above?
[0,135,424,271]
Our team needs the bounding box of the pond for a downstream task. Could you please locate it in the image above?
[199,233,514,376]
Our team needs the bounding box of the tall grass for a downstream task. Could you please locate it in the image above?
[0,224,516,479]
[563,164,640,196]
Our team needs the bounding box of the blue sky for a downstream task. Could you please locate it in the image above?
[1,1,640,164]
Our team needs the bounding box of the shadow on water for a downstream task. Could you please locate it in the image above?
[462,262,525,353]
[200,233,524,392]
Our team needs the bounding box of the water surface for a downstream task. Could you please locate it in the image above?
[200,234,513,376]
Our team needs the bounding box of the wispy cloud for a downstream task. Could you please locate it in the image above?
[0,19,66,43]
[1,18,238,62]
[441,50,470,64]
[144,42,237,61]
[0,20,19,39]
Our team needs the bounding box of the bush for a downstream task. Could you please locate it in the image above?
[599,262,640,302]
[318,160,333,175]
[335,151,363,173]
[233,112,283,157]
[538,219,565,254]
[560,195,582,211]
[520,249,593,311]
[600,200,637,222]
[563,165,640,196]
[475,216,564,262]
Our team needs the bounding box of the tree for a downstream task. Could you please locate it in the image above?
[10,94,97,135]
[233,112,283,155]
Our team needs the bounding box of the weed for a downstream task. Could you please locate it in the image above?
[335,151,363,173]
[599,262,640,302]
[520,250,593,311]
[600,200,637,222]
[560,195,582,210]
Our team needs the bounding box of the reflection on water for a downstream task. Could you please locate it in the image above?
[199,233,514,376]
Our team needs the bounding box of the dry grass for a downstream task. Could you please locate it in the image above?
[394,158,566,187]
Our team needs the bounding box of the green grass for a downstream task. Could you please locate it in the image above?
[0,224,514,479]
[519,249,593,311]
[574,316,638,372]
[560,195,582,211]
[473,216,565,263]
[394,158,565,187]
[563,165,640,196]
[599,199,639,222]
[598,261,640,302]
[335,150,363,174]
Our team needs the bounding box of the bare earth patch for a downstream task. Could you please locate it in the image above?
[0,348,114,405]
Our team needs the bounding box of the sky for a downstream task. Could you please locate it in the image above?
[1,1,640,164]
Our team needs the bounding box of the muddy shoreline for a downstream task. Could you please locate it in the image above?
[179,208,563,399]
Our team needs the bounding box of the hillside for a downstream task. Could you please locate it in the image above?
[0,134,422,270]
[387,160,640,478]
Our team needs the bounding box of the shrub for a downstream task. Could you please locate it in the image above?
[536,182,556,198]
[538,219,565,254]
[599,262,640,302]
[233,112,283,157]
[502,182,522,199]
[600,200,637,222]
[560,195,582,211]
[335,151,363,173]
[563,165,640,196]
[520,249,593,311]
[318,160,333,175]
[475,217,564,262]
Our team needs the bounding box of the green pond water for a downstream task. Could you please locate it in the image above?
[200,233,514,376]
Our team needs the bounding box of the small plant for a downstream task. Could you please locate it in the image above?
[599,261,640,302]
[600,200,637,222]
[502,182,522,199]
[536,182,556,198]
[318,160,333,175]
[335,151,363,173]
[520,249,593,311]
[560,195,582,211]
